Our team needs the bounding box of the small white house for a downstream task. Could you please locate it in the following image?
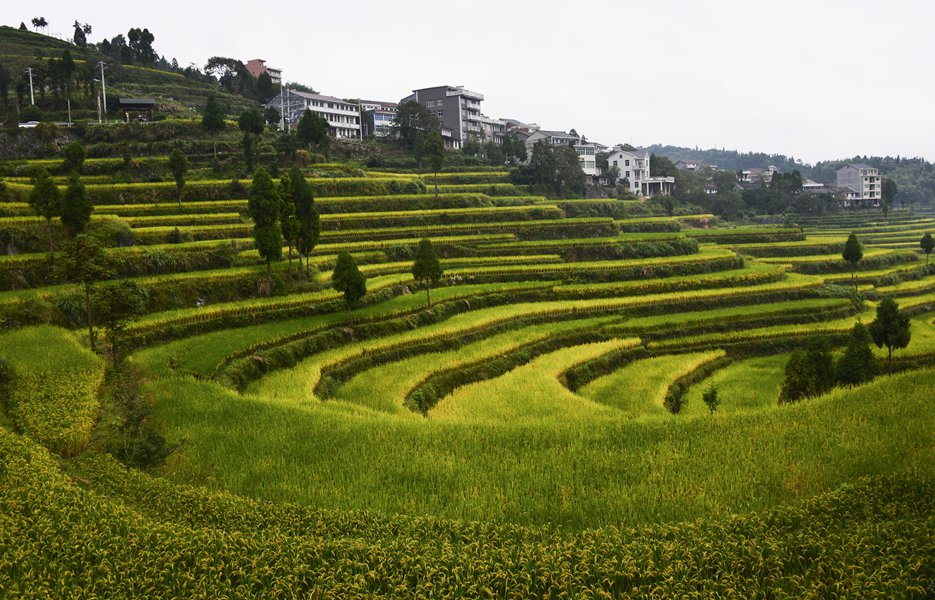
[606,149,674,196]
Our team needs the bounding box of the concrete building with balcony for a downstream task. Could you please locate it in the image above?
[607,148,674,196]
[401,85,485,149]
[524,129,607,179]
[480,115,507,145]
[359,100,398,138]
[574,141,608,179]
[836,163,881,207]
[245,59,282,85]
[267,89,361,138]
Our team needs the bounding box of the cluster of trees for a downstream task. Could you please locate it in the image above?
[246,167,321,277]
[780,298,911,403]
[461,135,527,167]
[204,57,277,104]
[24,145,146,366]
[28,143,93,263]
[510,140,586,199]
[97,28,158,67]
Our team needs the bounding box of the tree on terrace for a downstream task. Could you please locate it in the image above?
[28,168,61,266]
[835,323,879,386]
[297,109,330,155]
[239,108,265,173]
[61,142,86,174]
[425,130,445,199]
[291,168,320,277]
[921,232,934,265]
[881,178,898,217]
[412,239,443,307]
[278,171,300,278]
[247,168,284,274]
[202,95,226,157]
[332,252,366,319]
[779,338,835,403]
[868,297,911,367]
[60,173,93,237]
[57,235,111,351]
[31,17,47,33]
[93,281,147,369]
[842,233,863,293]
[167,148,188,207]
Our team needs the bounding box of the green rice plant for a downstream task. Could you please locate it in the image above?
[681,353,791,416]
[606,298,855,338]
[686,227,806,244]
[428,338,640,422]
[553,262,787,298]
[126,273,411,339]
[330,316,617,416]
[578,351,724,417]
[614,216,681,232]
[313,217,618,243]
[434,183,523,195]
[122,213,245,228]
[0,325,104,456]
[137,281,558,378]
[0,422,929,596]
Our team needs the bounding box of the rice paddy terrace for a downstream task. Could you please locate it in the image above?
[0,157,933,596]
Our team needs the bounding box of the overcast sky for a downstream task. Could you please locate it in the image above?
[5,0,933,164]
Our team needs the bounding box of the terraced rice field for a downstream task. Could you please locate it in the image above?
[0,159,933,596]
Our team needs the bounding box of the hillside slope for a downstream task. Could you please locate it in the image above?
[0,25,256,120]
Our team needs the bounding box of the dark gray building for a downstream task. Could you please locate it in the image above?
[400,85,484,148]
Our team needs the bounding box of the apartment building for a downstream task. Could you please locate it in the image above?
[360,100,398,138]
[402,85,485,148]
[480,115,507,145]
[244,59,282,85]
[267,89,361,138]
[606,148,674,196]
[836,163,881,206]
[524,129,608,179]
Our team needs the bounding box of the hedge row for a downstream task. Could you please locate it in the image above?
[316,218,619,244]
[404,329,613,414]
[792,251,918,274]
[223,287,561,392]
[0,240,247,292]
[2,177,428,204]
[553,266,786,299]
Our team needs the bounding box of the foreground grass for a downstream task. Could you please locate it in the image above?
[0,422,929,597]
[152,365,935,530]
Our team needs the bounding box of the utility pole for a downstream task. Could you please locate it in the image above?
[279,75,284,132]
[96,92,102,123]
[98,61,107,117]
[25,67,35,105]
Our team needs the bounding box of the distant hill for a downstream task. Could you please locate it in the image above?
[0,26,256,121]
[645,144,935,205]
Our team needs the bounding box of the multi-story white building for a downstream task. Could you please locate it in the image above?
[480,115,507,145]
[523,129,607,178]
[359,100,398,138]
[401,85,485,149]
[836,163,881,206]
[574,141,607,178]
[267,89,361,138]
[606,148,674,196]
